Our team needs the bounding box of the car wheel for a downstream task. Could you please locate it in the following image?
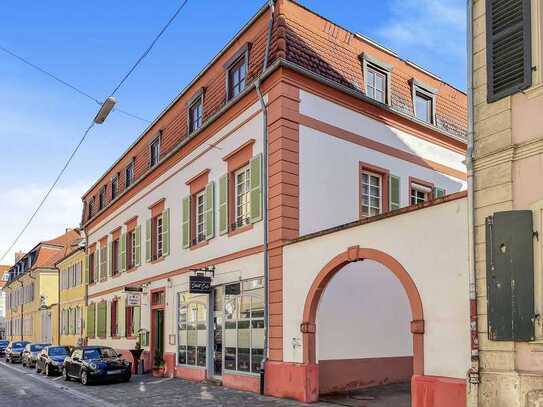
[63,367,70,381]
[22,360,25,368]
[81,370,89,385]
[45,364,50,376]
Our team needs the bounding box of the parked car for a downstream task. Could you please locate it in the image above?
[21,343,50,368]
[5,341,30,363]
[36,346,72,376]
[0,340,9,357]
[63,346,131,385]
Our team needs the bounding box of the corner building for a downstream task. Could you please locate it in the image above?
[82,0,468,402]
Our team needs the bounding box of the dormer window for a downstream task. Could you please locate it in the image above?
[361,53,393,105]
[411,79,437,125]
[225,43,250,101]
[125,160,135,188]
[88,197,95,220]
[98,186,106,211]
[189,95,203,134]
[150,136,160,168]
[111,173,119,200]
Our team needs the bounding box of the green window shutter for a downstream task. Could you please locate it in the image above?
[134,305,141,338]
[93,251,98,282]
[182,196,191,248]
[87,304,95,338]
[84,255,89,285]
[145,219,152,263]
[205,181,215,240]
[433,187,446,199]
[486,0,532,102]
[162,208,170,256]
[120,233,127,272]
[135,225,142,266]
[117,300,125,338]
[108,241,113,277]
[389,175,401,211]
[97,302,107,338]
[219,174,229,235]
[250,153,263,223]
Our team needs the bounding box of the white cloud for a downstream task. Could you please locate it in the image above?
[377,0,466,59]
[0,182,87,265]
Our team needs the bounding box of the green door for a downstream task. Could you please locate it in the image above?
[155,309,164,359]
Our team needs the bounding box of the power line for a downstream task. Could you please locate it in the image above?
[0,0,191,264]
[0,44,150,123]
[109,0,189,97]
[0,121,96,264]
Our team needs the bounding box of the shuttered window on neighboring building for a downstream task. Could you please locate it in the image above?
[486,0,532,102]
[96,302,107,338]
[87,303,96,338]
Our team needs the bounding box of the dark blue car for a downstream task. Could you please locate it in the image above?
[5,341,30,363]
[63,346,131,385]
[36,346,72,376]
[0,340,9,356]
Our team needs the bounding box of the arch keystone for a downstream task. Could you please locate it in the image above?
[347,245,360,262]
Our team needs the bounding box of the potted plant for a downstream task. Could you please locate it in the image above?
[152,351,165,377]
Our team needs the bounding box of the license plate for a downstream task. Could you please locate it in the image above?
[107,370,122,375]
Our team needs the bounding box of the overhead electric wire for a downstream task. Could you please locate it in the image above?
[0,44,150,123]
[109,0,189,97]
[0,0,191,264]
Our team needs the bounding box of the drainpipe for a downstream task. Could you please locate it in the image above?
[466,0,480,404]
[255,0,275,395]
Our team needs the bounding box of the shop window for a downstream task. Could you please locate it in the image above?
[223,278,264,374]
[177,293,208,367]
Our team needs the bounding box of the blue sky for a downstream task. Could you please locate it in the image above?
[0,0,466,262]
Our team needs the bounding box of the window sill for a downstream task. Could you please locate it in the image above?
[127,266,140,273]
[176,364,206,370]
[190,240,209,251]
[111,336,121,340]
[150,257,166,265]
[228,223,253,237]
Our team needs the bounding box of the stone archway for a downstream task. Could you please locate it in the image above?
[300,246,425,398]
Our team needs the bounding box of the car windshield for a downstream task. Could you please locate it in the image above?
[12,342,27,349]
[31,344,47,352]
[0,341,8,347]
[48,347,70,356]
[83,348,118,360]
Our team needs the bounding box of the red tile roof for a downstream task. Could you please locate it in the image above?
[82,0,466,221]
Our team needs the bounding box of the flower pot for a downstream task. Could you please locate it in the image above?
[152,367,165,377]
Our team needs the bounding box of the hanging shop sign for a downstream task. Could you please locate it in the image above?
[127,293,141,306]
[124,286,143,293]
[189,275,212,294]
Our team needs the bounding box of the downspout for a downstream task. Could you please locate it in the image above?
[466,0,480,404]
[255,0,275,395]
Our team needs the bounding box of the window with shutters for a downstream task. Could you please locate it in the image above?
[112,239,120,277]
[486,0,532,102]
[359,163,390,218]
[100,244,107,281]
[154,214,163,260]
[88,252,96,284]
[127,229,137,270]
[410,178,434,205]
[195,190,206,244]
[146,205,169,262]
[87,303,96,338]
[125,305,135,337]
[111,299,118,337]
[235,165,251,228]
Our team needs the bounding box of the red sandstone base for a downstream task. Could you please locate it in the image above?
[411,375,466,407]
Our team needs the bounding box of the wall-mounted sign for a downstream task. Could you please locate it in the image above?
[189,275,212,294]
[124,286,143,293]
[127,293,141,306]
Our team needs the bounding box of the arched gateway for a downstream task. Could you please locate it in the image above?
[300,246,424,399]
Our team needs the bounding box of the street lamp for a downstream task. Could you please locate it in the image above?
[93,97,116,124]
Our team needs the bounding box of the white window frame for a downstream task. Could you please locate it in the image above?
[156,214,164,259]
[195,190,206,243]
[362,53,393,105]
[411,79,437,125]
[150,136,161,168]
[234,165,251,228]
[188,96,204,134]
[129,229,136,269]
[411,182,432,205]
[366,65,387,104]
[361,170,383,218]
[125,161,135,188]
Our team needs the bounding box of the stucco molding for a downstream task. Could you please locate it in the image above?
[473,137,543,171]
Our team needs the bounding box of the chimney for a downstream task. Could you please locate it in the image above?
[15,251,25,262]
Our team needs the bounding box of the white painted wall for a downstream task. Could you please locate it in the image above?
[316,260,412,361]
[87,100,266,353]
[298,90,467,235]
[283,198,471,380]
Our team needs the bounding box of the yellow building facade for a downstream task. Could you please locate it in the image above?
[4,229,82,345]
[57,248,86,347]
